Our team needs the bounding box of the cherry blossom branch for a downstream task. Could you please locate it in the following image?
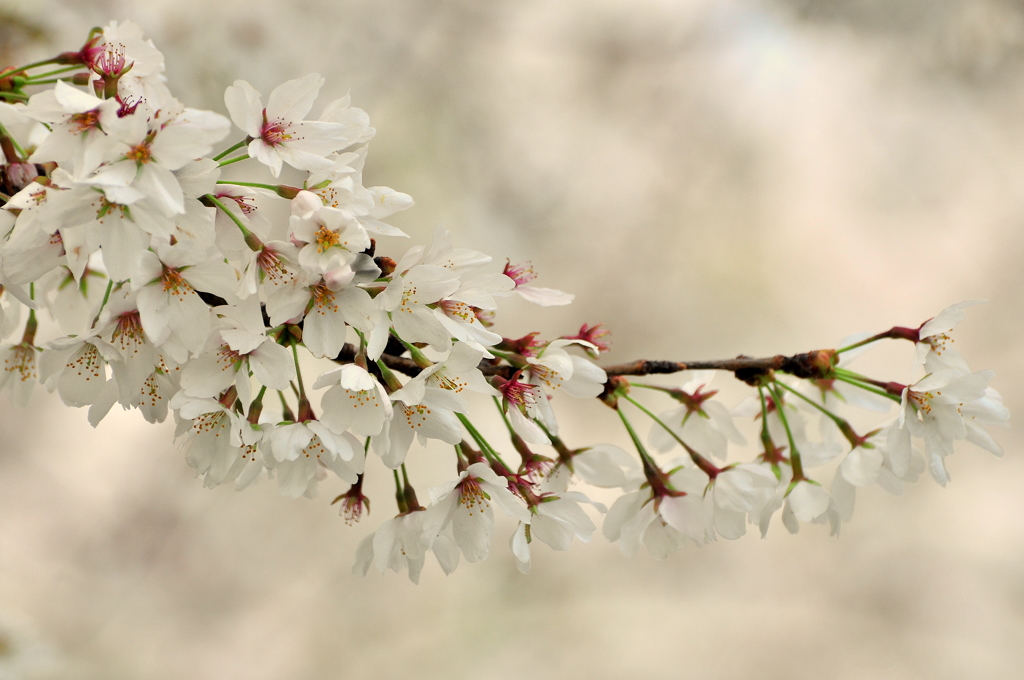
[600,349,836,384]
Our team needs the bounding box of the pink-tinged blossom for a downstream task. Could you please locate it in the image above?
[501,260,573,306]
[24,81,121,176]
[913,300,984,375]
[265,258,378,359]
[266,421,364,499]
[649,371,745,461]
[86,103,228,216]
[132,249,238,361]
[525,338,607,435]
[179,298,294,407]
[224,74,349,177]
[895,369,1008,486]
[422,463,531,563]
[374,377,464,469]
[314,364,394,438]
[376,264,460,351]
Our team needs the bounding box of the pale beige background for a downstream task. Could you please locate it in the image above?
[1,1,1023,678]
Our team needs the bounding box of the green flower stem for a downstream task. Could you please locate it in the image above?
[0,121,26,159]
[775,381,845,428]
[455,412,513,472]
[291,343,307,400]
[616,406,658,472]
[247,385,268,424]
[833,371,902,403]
[622,393,719,476]
[0,92,28,102]
[775,381,866,449]
[492,396,516,436]
[217,153,250,168]
[757,386,773,450]
[215,180,279,191]
[374,360,403,392]
[767,382,803,480]
[203,192,251,240]
[11,57,61,71]
[391,330,432,368]
[627,382,676,394]
[22,64,84,80]
[393,469,408,514]
[277,390,295,422]
[90,278,114,329]
[400,463,421,510]
[212,138,250,162]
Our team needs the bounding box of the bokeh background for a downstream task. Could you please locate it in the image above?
[2,0,1024,677]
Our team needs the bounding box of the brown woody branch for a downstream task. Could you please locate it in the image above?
[334,345,836,386]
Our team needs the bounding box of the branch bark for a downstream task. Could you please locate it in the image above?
[333,345,836,385]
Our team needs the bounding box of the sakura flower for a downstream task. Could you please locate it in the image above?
[38,333,116,408]
[266,420,364,498]
[527,492,603,553]
[525,338,607,434]
[708,462,778,539]
[895,369,1007,485]
[288,190,372,274]
[649,371,745,460]
[305,152,412,238]
[86,102,228,216]
[422,462,531,563]
[172,394,247,489]
[913,300,984,375]
[132,248,238,361]
[315,364,394,437]
[376,264,460,350]
[179,298,294,407]
[603,489,689,559]
[785,479,832,524]
[374,373,464,468]
[354,510,433,584]
[265,258,378,359]
[24,81,121,176]
[0,340,39,407]
[224,74,349,177]
[501,260,573,306]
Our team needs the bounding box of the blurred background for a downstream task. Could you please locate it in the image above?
[2,0,1024,677]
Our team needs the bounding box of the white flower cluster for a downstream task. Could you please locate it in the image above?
[0,23,1008,583]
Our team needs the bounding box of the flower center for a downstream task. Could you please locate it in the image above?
[161,267,193,299]
[458,476,489,514]
[315,225,341,253]
[111,311,145,352]
[70,109,102,134]
[260,110,290,146]
[4,343,37,382]
[311,283,339,313]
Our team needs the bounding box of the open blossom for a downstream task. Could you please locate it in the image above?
[512,491,605,573]
[224,74,350,177]
[649,371,745,460]
[895,369,1007,486]
[423,463,531,563]
[0,23,1013,583]
[266,421,364,498]
[913,300,983,375]
[501,261,573,306]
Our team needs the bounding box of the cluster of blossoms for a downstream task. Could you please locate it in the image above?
[0,24,1008,582]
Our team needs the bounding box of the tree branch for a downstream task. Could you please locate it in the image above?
[332,345,836,386]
